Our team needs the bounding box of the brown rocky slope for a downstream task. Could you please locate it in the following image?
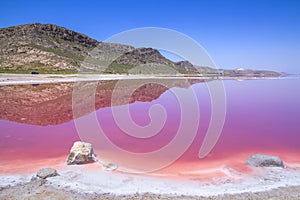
[0,23,280,76]
[0,23,208,74]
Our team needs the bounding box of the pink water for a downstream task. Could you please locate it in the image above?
[1,78,300,180]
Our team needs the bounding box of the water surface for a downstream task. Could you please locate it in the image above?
[0,78,299,180]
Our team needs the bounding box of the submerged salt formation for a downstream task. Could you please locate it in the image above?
[246,154,285,168]
[66,141,96,165]
[102,162,118,171]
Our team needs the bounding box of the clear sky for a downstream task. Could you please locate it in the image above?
[1,0,300,73]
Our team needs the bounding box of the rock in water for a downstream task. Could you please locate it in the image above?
[67,141,96,165]
[246,154,284,168]
[37,168,58,179]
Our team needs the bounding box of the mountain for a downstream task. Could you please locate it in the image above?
[0,23,131,73]
[0,23,281,77]
[0,23,214,74]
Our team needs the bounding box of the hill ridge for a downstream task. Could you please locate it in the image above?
[0,23,281,77]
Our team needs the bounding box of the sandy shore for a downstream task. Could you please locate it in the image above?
[1,164,300,199]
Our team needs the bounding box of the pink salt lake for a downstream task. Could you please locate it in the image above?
[0,78,299,181]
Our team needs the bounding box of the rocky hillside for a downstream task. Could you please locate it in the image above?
[0,23,282,76]
[0,23,211,74]
[0,23,135,73]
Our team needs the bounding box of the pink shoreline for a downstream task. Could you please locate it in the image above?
[1,150,300,184]
[1,151,300,197]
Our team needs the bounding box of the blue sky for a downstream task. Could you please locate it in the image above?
[1,0,300,73]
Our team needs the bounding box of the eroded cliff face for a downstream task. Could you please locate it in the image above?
[0,79,205,126]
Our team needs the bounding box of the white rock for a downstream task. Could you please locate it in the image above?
[66,141,96,165]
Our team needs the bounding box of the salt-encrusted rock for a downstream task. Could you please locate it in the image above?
[66,141,96,165]
[246,154,284,168]
[37,168,58,179]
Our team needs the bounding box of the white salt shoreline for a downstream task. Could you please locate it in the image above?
[0,73,283,86]
[1,164,300,197]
